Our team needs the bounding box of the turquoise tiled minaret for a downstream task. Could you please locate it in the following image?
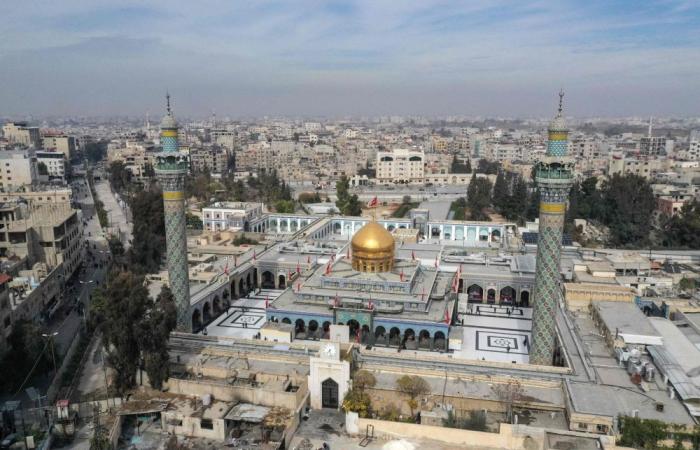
[529,91,574,366]
[155,94,191,331]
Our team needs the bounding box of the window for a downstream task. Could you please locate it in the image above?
[577,422,588,430]
[200,419,213,430]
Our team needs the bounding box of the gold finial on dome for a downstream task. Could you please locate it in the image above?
[351,220,395,273]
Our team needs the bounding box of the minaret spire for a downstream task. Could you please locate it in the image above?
[166,91,172,115]
[558,89,564,115]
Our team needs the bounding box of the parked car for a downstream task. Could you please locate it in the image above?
[1,434,18,449]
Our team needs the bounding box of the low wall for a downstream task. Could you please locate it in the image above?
[167,377,305,411]
[350,415,526,449]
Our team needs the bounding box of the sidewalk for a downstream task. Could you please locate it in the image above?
[94,180,133,249]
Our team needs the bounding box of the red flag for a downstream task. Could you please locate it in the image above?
[444,307,451,324]
[325,262,332,275]
[367,196,378,208]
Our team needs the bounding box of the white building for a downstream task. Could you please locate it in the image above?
[36,151,67,182]
[202,202,264,231]
[376,148,425,184]
[0,150,38,191]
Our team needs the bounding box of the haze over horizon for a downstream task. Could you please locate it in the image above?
[1,0,699,118]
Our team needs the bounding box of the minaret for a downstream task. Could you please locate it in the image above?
[529,91,574,366]
[155,94,191,331]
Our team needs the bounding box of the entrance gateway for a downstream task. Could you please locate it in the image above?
[321,378,339,409]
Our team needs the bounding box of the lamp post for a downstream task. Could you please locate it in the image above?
[41,332,59,377]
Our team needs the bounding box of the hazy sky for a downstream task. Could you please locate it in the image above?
[1,0,699,117]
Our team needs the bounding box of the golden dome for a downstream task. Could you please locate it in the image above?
[351,221,395,273]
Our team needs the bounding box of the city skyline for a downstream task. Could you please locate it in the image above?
[1,0,699,117]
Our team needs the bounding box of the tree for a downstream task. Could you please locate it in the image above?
[342,388,372,418]
[599,174,655,247]
[492,170,508,211]
[336,176,362,216]
[84,140,107,163]
[298,192,322,204]
[37,161,49,176]
[100,271,150,394]
[491,379,524,424]
[465,158,472,173]
[679,277,697,292]
[618,416,669,449]
[450,154,470,174]
[467,173,492,221]
[395,375,430,417]
[127,187,165,274]
[0,320,50,391]
[137,286,177,390]
[353,370,377,392]
[662,200,700,249]
[108,161,132,194]
[477,159,500,175]
[274,200,295,213]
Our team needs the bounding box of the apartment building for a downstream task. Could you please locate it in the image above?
[0,150,38,191]
[190,146,229,174]
[36,151,67,182]
[1,122,41,148]
[376,148,425,184]
[42,134,77,160]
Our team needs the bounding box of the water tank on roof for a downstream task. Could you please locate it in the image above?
[201,394,211,406]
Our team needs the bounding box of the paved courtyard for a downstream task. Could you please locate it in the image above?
[455,304,532,364]
[198,289,284,339]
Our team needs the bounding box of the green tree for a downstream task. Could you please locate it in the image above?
[662,200,700,249]
[274,199,295,213]
[618,416,669,449]
[477,159,500,175]
[600,174,655,247]
[84,140,108,163]
[465,158,472,173]
[37,161,49,176]
[450,154,470,174]
[127,187,165,273]
[336,176,362,216]
[137,286,177,390]
[108,161,132,194]
[467,173,492,221]
[298,192,322,204]
[395,375,431,417]
[101,271,150,394]
[492,170,508,211]
[0,320,50,391]
[342,388,372,418]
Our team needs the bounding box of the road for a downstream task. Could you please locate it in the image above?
[94,180,133,249]
[291,183,467,202]
[0,175,111,411]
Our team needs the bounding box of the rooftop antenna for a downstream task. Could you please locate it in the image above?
[648,117,653,138]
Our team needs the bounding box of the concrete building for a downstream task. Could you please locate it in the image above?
[640,136,667,157]
[42,134,76,160]
[189,146,229,174]
[2,122,41,148]
[0,150,38,191]
[376,148,425,184]
[202,202,264,231]
[36,151,67,183]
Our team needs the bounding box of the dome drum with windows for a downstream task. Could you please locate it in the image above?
[351,221,395,273]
